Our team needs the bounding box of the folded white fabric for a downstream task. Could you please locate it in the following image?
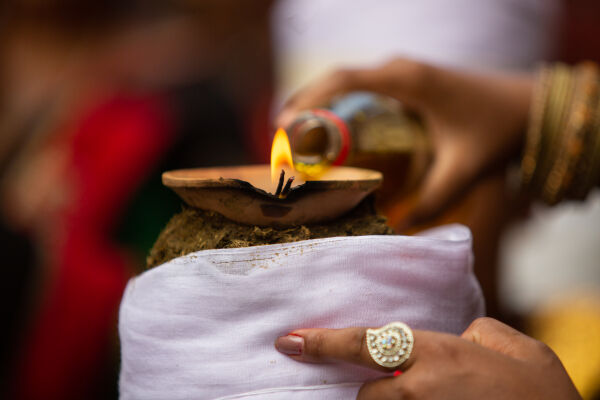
[119,224,484,399]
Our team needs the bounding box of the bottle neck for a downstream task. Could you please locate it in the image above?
[288,109,352,167]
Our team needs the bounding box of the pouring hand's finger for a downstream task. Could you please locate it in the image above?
[276,59,437,129]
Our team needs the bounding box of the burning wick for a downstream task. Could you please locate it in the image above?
[274,169,295,198]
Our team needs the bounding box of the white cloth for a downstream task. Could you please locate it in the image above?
[119,224,484,399]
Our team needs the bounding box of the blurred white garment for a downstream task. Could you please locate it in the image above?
[271,0,561,106]
[119,225,484,400]
[500,190,600,314]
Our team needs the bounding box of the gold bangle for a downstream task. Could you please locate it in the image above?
[533,64,573,198]
[563,65,600,200]
[521,66,551,187]
[544,64,598,203]
[580,90,600,195]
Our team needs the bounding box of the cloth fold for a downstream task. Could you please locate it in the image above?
[119,224,484,399]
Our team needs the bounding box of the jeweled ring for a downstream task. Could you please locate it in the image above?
[366,322,414,368]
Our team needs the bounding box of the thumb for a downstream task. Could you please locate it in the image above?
[461,317,550,362]
[402,144,470,226]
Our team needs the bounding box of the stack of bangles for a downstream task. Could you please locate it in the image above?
[521,62,600,204]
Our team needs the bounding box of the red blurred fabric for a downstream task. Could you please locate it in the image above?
[13,94,175,400]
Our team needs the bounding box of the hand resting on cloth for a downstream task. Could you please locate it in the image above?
[275,318,581,400]
[118,224,484,399]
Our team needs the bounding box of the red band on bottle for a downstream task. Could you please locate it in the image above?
[311,108,351,166]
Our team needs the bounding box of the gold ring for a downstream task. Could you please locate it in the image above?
[366,322,414,369]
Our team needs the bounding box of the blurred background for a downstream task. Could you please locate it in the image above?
[0,0,599,399]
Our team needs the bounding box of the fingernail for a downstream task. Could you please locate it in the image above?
[275,334,304,356]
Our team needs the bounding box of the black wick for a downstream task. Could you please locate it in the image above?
[274,169,285,196]
[281,176,294,197]
[274,169,294,197]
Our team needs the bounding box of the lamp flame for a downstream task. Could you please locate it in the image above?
[270,128,294,181]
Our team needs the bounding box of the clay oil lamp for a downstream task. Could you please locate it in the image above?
[162,129,383,227]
